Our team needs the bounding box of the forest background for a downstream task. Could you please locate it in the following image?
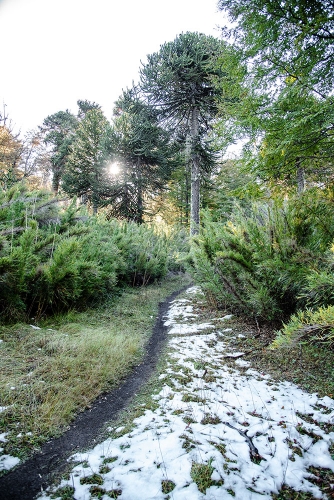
[1,0,334,469]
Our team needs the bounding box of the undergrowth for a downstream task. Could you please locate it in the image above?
[0,274,189,468]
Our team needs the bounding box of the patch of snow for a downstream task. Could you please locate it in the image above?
[224,352,245,358]
[34,294,334,500]
[186,286,203,295]
[167,322,214,335]
[235,359,251,367]
[213,315,233,321]
[0,454,20,471]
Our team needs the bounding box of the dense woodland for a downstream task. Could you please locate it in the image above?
[1,0,334,349]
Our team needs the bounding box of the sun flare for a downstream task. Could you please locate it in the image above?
[109,162,120,176]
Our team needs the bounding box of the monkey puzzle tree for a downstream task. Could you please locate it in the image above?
[39,110,78,194]
[140,32,225,234]
[107,88,174,223]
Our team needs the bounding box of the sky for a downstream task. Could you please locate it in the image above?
[0,0,227,135]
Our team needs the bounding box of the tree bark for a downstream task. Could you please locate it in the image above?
[190,107,200,236]
[296,159,306,194]
[136,157,144,224]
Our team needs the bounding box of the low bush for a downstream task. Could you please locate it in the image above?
[188,189,334,323]
[272,306,334,349]
[0,183,184,322]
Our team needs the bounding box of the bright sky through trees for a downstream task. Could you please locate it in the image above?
[0,0,226,133]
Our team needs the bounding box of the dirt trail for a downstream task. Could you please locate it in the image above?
[0,285,189,500]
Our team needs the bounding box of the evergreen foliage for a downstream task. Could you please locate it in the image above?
[272,306,334,349]
[188,189,334,322]
[0,183,178,323]
[62,107,111,214]
[140,32,228,234]
[39,110,78,194]
[106,89,174,223]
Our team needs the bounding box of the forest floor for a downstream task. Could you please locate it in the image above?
[2,285,334,499]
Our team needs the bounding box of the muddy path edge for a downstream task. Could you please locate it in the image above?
[0,283,191,500]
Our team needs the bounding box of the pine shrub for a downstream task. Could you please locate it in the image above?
[0,183,179,322]
[188,190,334,323]
[272,306,334,349]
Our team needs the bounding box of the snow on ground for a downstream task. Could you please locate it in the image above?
[0,432,20,471]
[38,287,334,499]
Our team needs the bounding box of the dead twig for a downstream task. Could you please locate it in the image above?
[222,421,264,463]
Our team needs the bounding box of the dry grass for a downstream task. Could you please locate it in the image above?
[0,274,190,462]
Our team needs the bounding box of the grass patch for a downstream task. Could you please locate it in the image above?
[107,489,122,499]
[161,479,176,494]
[190,459,223,494]
[102,456,118,464]
[272,485,317,499]
[181,392,205,403]
[307,465,334,498]
[0,274,190,466]
[201,413,222,425]
[80,473,103,485]
[50,485,75,499]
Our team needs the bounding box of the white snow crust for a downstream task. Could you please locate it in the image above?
[20,287,334,498]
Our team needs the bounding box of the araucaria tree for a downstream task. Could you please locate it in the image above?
[140,32,224,234]
[108,89,173,223]
[62,106,111,214]
[39,110,78,194]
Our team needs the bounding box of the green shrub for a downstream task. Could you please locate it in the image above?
[0,183,183,322]
[272,306,334,349]
[188,190,334,322]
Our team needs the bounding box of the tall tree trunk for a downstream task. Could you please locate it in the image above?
[52,168,60,195]
[296,159,306,194]
[93,161,100,215]
[136,158,143,224]
[185,134,191,226]
[190,107,200,236]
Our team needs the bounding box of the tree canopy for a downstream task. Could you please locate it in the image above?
[218,0,334,96]
[106,89,174,223]
[62,107,111,213]
[140,32,226,233]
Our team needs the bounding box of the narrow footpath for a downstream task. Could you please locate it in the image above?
[2,287,334,499]
[36,287,334,500]
[0,286,190,500]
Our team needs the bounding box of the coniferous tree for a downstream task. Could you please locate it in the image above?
[62,107,111,214]
[39,110,78,194]
[106,89,174,223]
[140,32,225,234]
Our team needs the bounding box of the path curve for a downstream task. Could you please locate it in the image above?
[0,285,189,500]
